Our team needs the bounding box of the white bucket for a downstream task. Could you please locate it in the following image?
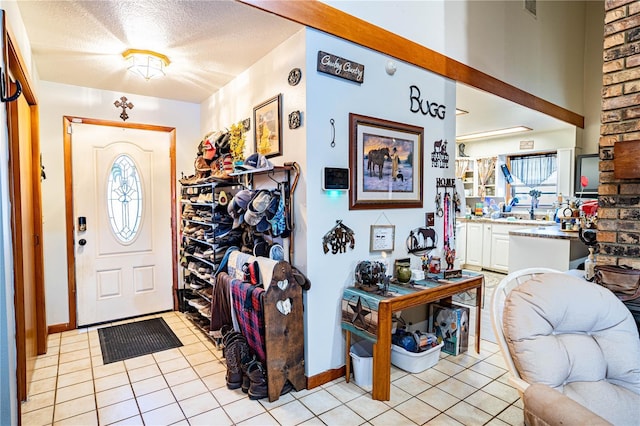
[349,340,373,387]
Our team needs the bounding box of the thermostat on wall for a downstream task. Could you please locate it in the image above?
[322,167,350,191]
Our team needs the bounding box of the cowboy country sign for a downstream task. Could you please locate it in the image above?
[317,51,365,84]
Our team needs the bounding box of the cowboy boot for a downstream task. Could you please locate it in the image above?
[221,331,238,360]
[240,352,255,394]
[224,337,244,389]
[234,338,252,394]
[245,358,269,400]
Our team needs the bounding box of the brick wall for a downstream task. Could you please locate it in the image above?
[599,0,640,268]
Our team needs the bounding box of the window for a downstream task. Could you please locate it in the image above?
[107,154,143,243]
[508,153,557,206]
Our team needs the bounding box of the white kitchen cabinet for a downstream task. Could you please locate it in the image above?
[465,222,484,267]
[556,148,575,197]
[461,220,548,273]
[488,224,513,273]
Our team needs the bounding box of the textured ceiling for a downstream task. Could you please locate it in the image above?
[16,0,572,137]
[16,0,303,103]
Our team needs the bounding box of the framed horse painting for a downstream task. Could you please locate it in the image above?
[348,113,424,210]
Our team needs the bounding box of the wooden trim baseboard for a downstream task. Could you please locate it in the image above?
[47,323,72,335]
[238,0,584,129]
[306,366,346,389]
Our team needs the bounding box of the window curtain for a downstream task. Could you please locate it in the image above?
[510,154,557,187]
[477,157,496,197]
[455,159,471,179]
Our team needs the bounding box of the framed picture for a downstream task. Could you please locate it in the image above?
[349,113,424,210]
[253,94,282,158]
[370,225,395,252]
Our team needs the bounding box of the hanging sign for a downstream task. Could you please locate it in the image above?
[317,51,365,84]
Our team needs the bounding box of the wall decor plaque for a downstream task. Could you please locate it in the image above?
[288,68,302,86]
[520,140,534,150]
[288,110,302,129]
[317,51,364,84]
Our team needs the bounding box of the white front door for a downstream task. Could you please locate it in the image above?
[72,122,173,326]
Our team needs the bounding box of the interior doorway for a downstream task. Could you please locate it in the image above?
[63,117,178,328]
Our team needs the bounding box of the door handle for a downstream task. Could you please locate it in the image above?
[78,239,87,246]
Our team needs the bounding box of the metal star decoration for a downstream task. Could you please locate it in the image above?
[348,296,371,329]
[114,96,134,121]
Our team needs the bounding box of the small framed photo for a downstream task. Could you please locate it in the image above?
[253,94,282,158]
[370,225,395,252]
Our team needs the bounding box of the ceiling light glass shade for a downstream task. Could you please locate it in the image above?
[122,49,170,80]
[456,126,532,141]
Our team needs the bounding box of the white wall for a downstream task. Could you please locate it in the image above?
[304,29,456,376]
[39,81,200,326]
[461,127,577,158]
[461,128,577,197]
[201,30,307,170]
[582,1,605,155]
[200,29,308,267]
[323,0,590,116]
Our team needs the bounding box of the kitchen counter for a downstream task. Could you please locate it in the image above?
[458,217,556,227]
[509,225,580,240]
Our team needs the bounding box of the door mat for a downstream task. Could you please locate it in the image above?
[98,317,183,364]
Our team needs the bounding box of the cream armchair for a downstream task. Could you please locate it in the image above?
[491,269,640,425]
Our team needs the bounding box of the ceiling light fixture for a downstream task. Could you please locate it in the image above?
[122,49,170,80]
[456,125,532,141]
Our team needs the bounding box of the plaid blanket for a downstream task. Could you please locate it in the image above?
[231,282,266,363]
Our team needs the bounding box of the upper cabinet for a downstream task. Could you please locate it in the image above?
[456,157,497,198]
[456,158,475,197]
[476,157,496,198]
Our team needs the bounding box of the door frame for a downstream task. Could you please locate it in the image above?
[63,117,178,329]
[4,13,46,405]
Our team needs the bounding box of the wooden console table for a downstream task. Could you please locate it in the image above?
[341,272,484,401]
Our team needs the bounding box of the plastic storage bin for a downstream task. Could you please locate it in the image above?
[391,342,444,373]
[350,340,373,387]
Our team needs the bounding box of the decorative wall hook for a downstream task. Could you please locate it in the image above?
[330,118,335,148]
[1,69,22,103]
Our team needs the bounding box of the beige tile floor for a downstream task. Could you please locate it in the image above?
[21,273,521,426]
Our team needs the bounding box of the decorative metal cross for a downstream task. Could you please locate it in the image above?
[114,96,134,121]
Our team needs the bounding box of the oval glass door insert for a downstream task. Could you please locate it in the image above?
[107,154,143,243]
